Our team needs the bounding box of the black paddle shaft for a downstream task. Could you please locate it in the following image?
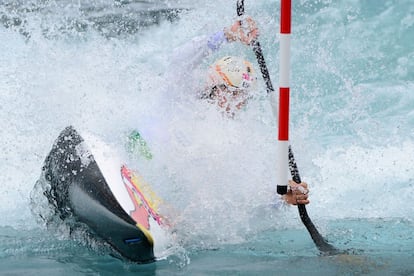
[252,41,275,94]
[289,146,339,253]
[237,0,244,17]
[237,0,274,94]
[236,0,339,255]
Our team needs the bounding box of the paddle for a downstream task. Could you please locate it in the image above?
[236,0,339,255]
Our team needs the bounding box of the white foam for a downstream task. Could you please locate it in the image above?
[1,0,413,252]
[311,141,414,219]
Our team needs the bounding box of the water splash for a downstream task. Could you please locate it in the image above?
[1,0,413,263]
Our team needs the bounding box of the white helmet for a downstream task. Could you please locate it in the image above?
[208,56,256,91]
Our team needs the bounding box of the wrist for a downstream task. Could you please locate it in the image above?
[224,27,237,42]
[207,30,227,51]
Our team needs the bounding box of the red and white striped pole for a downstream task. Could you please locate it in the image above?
[277,0,291,195]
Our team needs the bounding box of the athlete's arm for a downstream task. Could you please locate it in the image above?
[168,17,259,74]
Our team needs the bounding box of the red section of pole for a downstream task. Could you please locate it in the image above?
[278,87,290,141]
[280,0,291,34]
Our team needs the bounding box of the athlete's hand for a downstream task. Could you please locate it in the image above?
[283,180,310,205]
[224,16,259,45]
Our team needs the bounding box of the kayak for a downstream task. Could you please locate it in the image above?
[34,126,166,263]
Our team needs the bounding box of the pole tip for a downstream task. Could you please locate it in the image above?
[277,185,288,195]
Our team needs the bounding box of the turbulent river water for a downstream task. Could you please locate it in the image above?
[1,0,413,274]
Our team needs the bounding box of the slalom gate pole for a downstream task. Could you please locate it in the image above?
[276,0,291,195]
[236,0,340,255]
[277,0,339,254]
